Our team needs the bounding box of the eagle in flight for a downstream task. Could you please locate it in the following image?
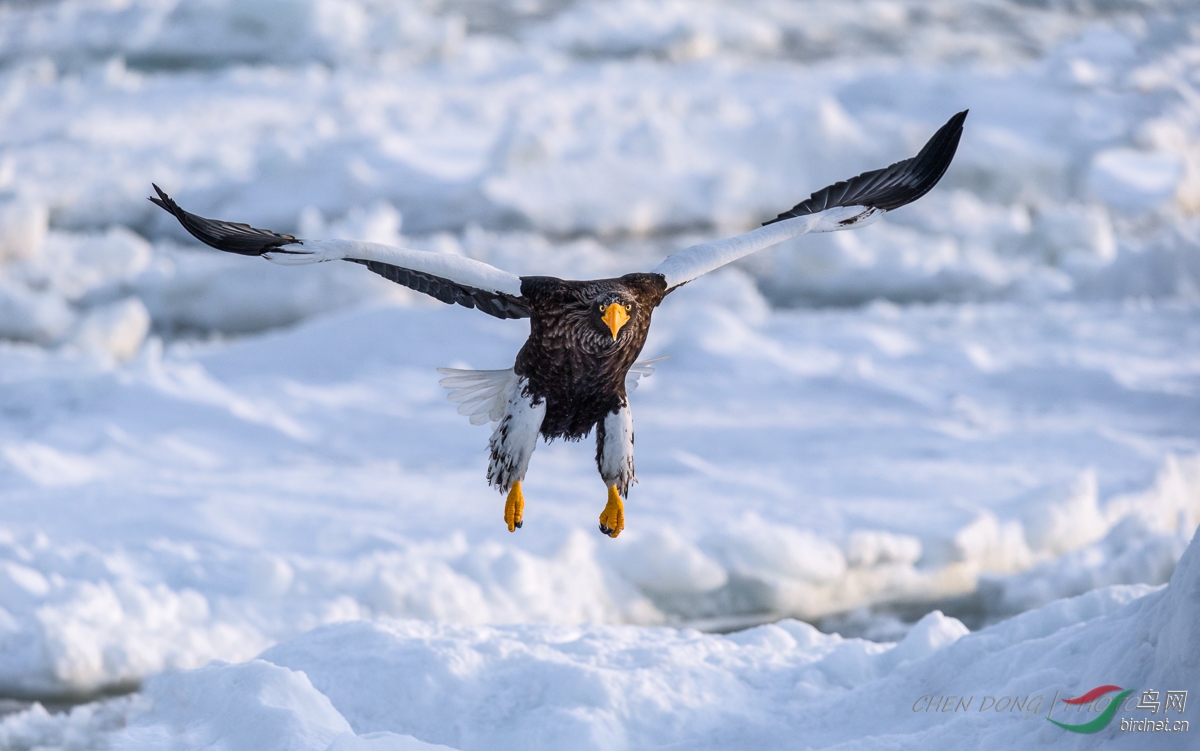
[151,110,967,539]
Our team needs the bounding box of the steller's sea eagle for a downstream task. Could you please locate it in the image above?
[151,110,967,538]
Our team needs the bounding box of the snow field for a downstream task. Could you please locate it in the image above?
[0,276,1196,697]
[4,529,1197,750]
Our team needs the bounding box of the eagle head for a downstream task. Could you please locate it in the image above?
[592,293,635,342]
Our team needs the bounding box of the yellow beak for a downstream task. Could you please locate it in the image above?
[602,303,630,340]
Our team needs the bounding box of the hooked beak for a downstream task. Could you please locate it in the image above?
[602,303,630,340]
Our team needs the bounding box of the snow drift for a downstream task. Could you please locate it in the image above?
[5,530,1197,749]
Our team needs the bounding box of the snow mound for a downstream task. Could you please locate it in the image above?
[6,529,1195,750]
[0,660,453,751]
[126,660,353,751]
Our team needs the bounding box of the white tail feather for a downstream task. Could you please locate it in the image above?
[437,367,517,426]
[626,356,667,393]
[437,357,666,427]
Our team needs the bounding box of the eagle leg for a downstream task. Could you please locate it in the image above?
[504,481,525,532]
[486,375,544,533]
[596,402,634,539]
[598,486,625,538]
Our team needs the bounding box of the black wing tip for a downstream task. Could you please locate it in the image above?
[924,109,968,156]
[147,183,297,255]
[147,183,190,223]
[148,183,179,214]
[762,109,968,226]
[928,110,968,143]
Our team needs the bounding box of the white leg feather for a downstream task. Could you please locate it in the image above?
[597,401,635,497]
[487,377,545,493]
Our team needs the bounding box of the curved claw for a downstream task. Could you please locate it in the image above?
[598,486,625,538]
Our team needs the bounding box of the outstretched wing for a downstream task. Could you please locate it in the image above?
[763,109,967,224]
[650,110,967,291]
[150,185,532,320]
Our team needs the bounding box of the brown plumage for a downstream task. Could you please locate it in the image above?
[515,275,668,441]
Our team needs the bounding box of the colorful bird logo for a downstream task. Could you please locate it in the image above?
[1048,685,1132,733]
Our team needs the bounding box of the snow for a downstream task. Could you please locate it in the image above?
[1089,148,1185,211]
[0,280,1196,706]
[5,531,1197,749]
[0,0,1198,747]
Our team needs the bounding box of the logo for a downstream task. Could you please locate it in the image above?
[1048,686,1132,734]
[912,685,1188,735]
[1046,685,1188,734]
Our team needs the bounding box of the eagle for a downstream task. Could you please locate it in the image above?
[151,110,967,538]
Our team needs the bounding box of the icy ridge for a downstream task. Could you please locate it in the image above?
[4,530,1197,750]
[0,449,1193,698]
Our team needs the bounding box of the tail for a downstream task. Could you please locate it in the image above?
[437,368,518,426]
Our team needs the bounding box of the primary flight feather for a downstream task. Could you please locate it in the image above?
[151,110,967,538]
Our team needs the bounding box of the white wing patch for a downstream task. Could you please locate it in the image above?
[650,206,881,289]
[265,239,525,297]
[625,356,668,393]
[437,367,517,425]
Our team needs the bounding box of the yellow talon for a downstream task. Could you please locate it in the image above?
[504,481,525,532]
[598,486,625,538]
